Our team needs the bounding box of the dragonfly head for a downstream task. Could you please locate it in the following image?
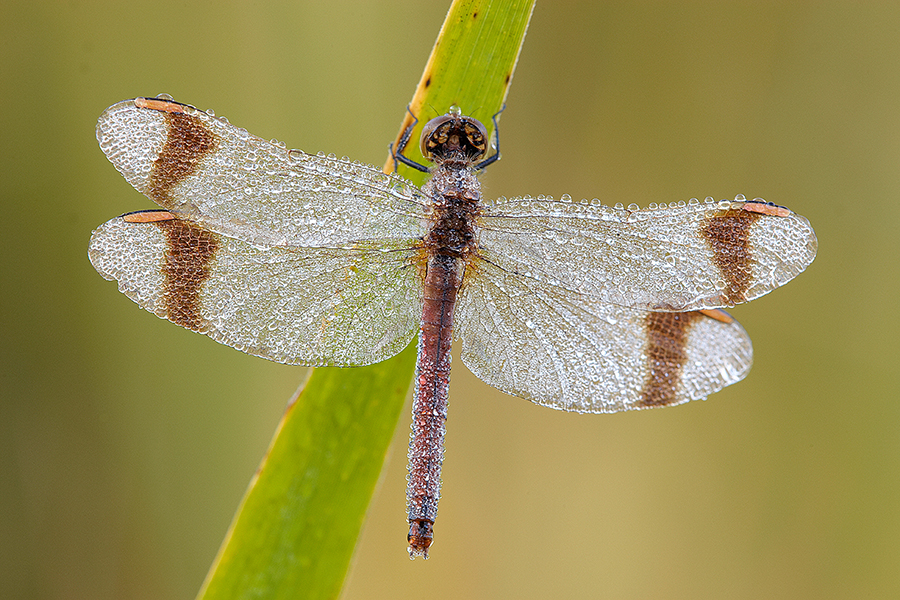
[420,113,488,163]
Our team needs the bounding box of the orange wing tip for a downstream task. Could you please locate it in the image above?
[122,210,177,223]
[135,97,187,113]
[699,308,735,324]
[741,201,792,217]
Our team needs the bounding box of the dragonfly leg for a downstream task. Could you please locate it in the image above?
[391,106,430,173]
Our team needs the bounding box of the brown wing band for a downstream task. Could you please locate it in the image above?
[147,109,219,205]
[154,219,218,331]
[700,208,761,306]
[639,311,703,408]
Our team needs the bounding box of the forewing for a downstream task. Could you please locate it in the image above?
[456,258,752,413]
[476,196,817,311]
[89,215,422,366]
[96,97,428,247]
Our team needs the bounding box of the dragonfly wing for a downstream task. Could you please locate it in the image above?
[89,215,422,366]
[96,97,428,247]
[476,196,817,311]
[456,258,752,413]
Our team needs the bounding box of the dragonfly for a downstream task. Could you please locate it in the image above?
[89,96,817,558]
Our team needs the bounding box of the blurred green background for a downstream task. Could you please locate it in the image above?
[2,1,898,598]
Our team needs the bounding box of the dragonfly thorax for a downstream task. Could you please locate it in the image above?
[422,176,480,259]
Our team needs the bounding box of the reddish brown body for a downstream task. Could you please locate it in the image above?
[406,254,459,556]
[405,116,485,558]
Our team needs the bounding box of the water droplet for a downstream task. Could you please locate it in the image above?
[627,203,639,211]
[560,193,572,203]
[734,193,746,202]
[448,105,462,115]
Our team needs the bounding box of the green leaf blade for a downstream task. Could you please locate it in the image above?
[197,346,416,600]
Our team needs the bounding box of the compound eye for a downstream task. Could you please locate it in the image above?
[463,118,489,160]
[419,115,454,159]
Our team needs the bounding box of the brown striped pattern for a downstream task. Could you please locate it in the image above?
[700,208,761,306]
[639,311,702,407]
[148,111,218,204]
[154,219,218,331]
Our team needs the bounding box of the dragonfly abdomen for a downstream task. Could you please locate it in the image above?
[407,253,461,558]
